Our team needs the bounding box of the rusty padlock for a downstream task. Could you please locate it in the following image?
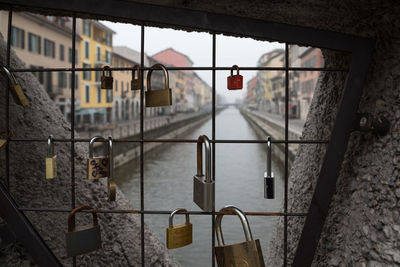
[227,65,243,90]
[145,64,172,107]
[131,65,142,90]
[65,205,102,257]
[87,136,109,179]
[101,66,113,89]
[166,208,193,249]
[214,205,265,267]
[1,66,29,106]
[45,135,57,179]
[107,136,116,201]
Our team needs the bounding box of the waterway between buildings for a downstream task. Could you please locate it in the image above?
[116,107,284,266]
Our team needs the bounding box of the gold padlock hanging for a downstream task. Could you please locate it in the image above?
[145,64,172,107]
[45,135,57,179]
[107,136,116,201]
[1,66,28,106]
[131,65,142,90]
[166,208,192,249]
[214,205,265,267]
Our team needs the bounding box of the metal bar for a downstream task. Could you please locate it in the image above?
[284,43,289,267]
[0,182,62,266]
[7,66,348,72]
[140,24,145,267]
[292,42,375,266]
[211,32,216,267]
[5,7,12,191]
[18,207,307,216]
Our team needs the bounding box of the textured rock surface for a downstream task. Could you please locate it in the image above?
[0,38,177,266]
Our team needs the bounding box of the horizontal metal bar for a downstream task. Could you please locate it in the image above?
[7,66,348,72]
[9,138,328,144]
[19,207,307,217]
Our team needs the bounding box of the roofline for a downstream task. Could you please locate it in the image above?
[152,47,194,65]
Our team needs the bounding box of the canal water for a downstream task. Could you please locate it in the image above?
[116,107,284,266]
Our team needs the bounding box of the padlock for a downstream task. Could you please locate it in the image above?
[214,205,265,267]
[166,208,192,249]
[87,136,109,179]
[264,136,274,199]
[1,66,28,106]
[227,65,243,90]
[107,136,116,201]
[45,135,57,179]
[145,64,172,107]
[0,130,12,149]
[0,139,6,148]
[193,135,215,212]
[65,205,102,257]
[101,66,113,89]
[131,65,142,90]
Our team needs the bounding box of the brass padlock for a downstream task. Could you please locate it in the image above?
[131,65,142,90]
[87,136,109,179]
[214,206,265,267]
[166,208,192,249]
[1,66,28,106]
[107,136,116,201]
[45,135,57,179]
[0,130,12,149]
[66,205,102,257]
[145,64,172,107]
[0,139,6,149]
[101,66,113,89]
[193,135,215,212]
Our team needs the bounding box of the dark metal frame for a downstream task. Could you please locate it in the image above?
[0,1,374,267]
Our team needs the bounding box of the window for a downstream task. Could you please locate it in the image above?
[115,79,118,91]
[106,50,111,64]
[84,41,89,59]
[11,26,24,49]
[44,39,55,58]
[105,31,112,46]
[83,20,91,37]
[59,44,64,61]
[97,46,101,61]
[106,90,113,103]
[69,74,79,89]
[85,85,90,103]
[58,72,67,88]
[30,65,44,84]
[97,86,102,103]
[45,72,52,93]
[83,63,91,80]
[28,33,41,54]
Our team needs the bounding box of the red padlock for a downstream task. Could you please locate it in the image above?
[227,65,243,90]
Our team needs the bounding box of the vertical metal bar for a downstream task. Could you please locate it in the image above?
[284,43,289,267]
[140,24,145,267]
[5,7,12,191]
[211,32,216,267]
[71,15,77,267]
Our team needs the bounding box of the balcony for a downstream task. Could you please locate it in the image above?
[96,53,112,65]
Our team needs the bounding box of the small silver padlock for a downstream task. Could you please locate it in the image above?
[107,136,116,201]
[45,135,57,179]
[264,136,274,199]
[131,65,142,90]
[193,135,215,212]
[87,136,109,179]
[65,205,102,257]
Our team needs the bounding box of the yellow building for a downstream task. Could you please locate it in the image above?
[76,19,114,124]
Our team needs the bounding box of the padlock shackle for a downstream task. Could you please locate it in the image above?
[89,136,108,158]
[267,136,272,177]
[215,205,253,246]
[108,136,113,179]
[67,205,98,232]
[146,63,169,92]
[230,65,240,76]
[1,66,18,86]
[102,65,112,76]
[47,135,54,157]
[169,208,190,227]
[196,135,212,183]
[132,65,141,80]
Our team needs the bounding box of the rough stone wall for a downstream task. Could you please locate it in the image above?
[0,38,177,266]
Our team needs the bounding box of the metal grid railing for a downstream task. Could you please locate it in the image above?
[1,8,349,267]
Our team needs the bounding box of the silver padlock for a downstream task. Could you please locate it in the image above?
[264,136,274,199]
[193,135,215,211]
[87,136,109,180]
[45,135,57,179]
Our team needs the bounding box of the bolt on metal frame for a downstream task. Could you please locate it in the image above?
[0,1,374,267]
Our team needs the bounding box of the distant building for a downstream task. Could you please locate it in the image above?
[246,76,257,107]
[76,19,114,125]
[0,12,81,122]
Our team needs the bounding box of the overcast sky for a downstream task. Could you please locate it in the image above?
[101,21,283,103]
